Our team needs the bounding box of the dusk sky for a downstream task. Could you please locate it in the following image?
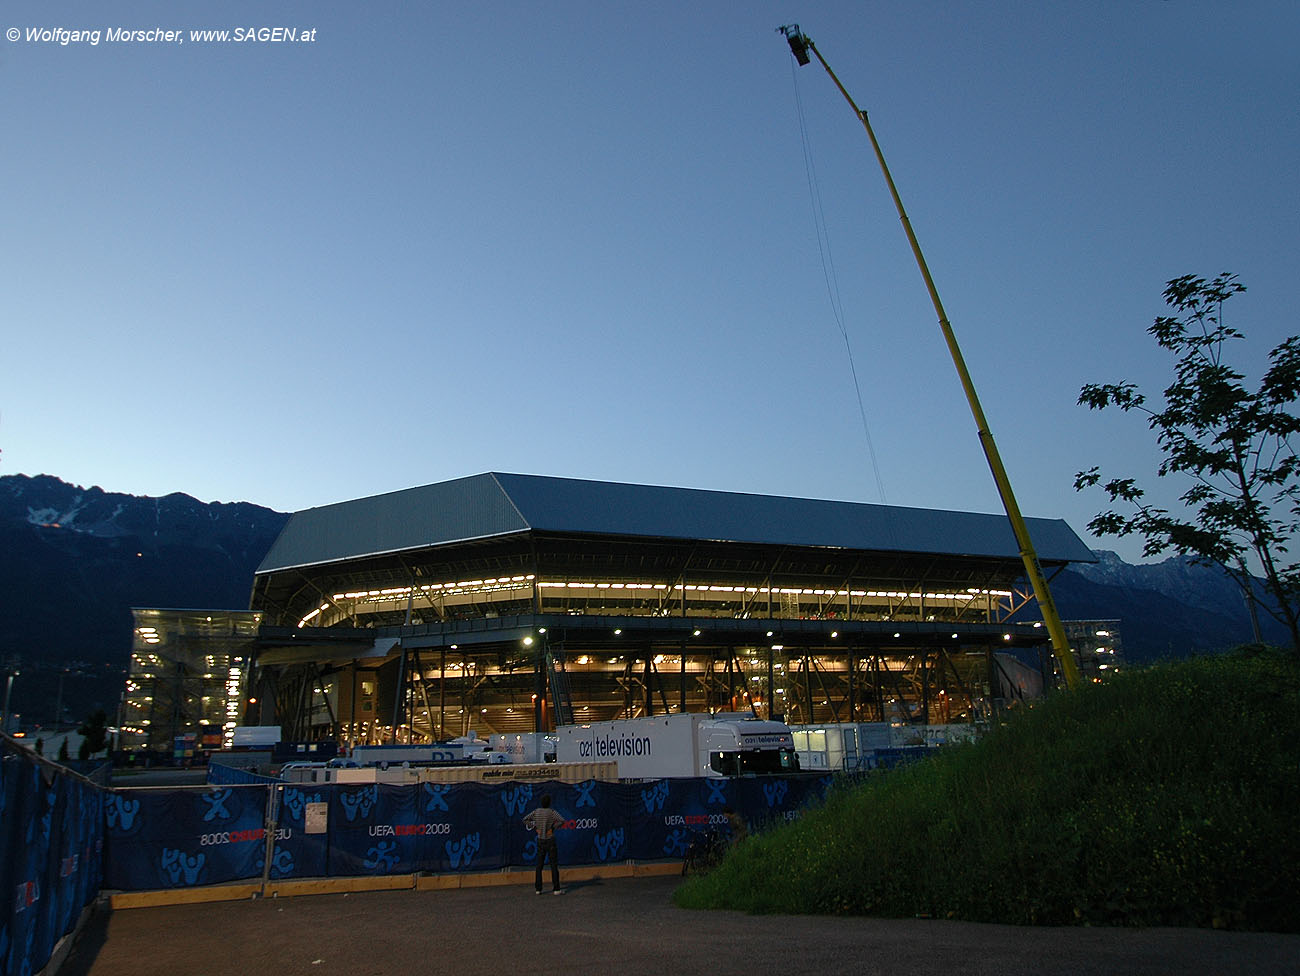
[3,1,1296,565]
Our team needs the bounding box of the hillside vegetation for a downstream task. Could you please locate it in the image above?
[675,652,1300,931]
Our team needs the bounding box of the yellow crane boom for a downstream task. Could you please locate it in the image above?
[778,25,1083,691]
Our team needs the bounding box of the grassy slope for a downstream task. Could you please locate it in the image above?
[675,653,1300,931]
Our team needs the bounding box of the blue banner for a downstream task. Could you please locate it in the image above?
[326,784,409,876]
[737,772,832,828]
[104,785,269,889]
[623,775,735,861]
[429,782,505,873]
[1,740,104,976]
[506,779,619,870]
[268,785,330,880]
[2,738,846,976]
[98,772,840,888]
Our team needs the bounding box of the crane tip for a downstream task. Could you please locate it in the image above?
[777,25,811,66]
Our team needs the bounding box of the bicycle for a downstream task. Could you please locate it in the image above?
[680,827,728,876]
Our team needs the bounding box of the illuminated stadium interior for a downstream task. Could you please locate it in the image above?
[119,474,1101,752]
[216,473,1097,749]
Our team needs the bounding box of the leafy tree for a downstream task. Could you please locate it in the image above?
[78,709,109,758]
[1075,273,1300,655]
[57,738,69,762]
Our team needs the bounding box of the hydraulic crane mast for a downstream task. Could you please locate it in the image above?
[778,25,1083,691]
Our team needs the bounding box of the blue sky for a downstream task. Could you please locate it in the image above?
[2,1,1296,564]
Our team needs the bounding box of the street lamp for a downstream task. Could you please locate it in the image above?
[1,669,18,733]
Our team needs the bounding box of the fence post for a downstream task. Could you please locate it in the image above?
[260,783,282,893]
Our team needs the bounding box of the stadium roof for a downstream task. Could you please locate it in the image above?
[256,473,1095,575]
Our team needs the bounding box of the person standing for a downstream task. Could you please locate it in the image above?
[523,793,567,894]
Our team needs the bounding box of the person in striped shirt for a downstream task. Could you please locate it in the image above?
[523,794,568,894]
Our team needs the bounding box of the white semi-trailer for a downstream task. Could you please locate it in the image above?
[555,711,798,779]
[281,760,616,785]
[351,733,507,766]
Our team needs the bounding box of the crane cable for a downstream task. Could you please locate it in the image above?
[790,57,889,505]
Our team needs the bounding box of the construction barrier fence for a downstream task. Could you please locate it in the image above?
[102,774,836,891]
[1,737,105,976]
[2,744,919,975]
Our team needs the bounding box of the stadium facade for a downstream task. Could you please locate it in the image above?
[121,473,1098,753]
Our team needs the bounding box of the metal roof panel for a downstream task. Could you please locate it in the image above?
[256,473,528,573]
[256,472,1095,573]
[493,473,1093,562]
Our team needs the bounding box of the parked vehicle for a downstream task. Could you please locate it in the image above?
[487,732,557,764]
[280,760,615,785]
[555,711,797,779]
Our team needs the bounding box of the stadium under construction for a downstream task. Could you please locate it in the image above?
[120,472,1107,754]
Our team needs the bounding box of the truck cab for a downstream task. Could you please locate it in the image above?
[702,713,798,777]
[706,743,799,776]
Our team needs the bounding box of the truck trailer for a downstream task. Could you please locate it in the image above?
[280,760,615,786]
[351,733,506,767]
[555,711,797,779]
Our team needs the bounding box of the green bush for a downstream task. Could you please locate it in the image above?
[674,653,1300,931]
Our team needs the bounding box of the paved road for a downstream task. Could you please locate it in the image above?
[62,875,1297,976]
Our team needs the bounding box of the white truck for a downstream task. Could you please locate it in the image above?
[351,733,510,767]
[281,760,616,786]
[488,732,557,764]
[555,711,798,779]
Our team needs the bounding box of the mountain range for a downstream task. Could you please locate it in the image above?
[0,474,1276,729]
[0,474,287,728]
